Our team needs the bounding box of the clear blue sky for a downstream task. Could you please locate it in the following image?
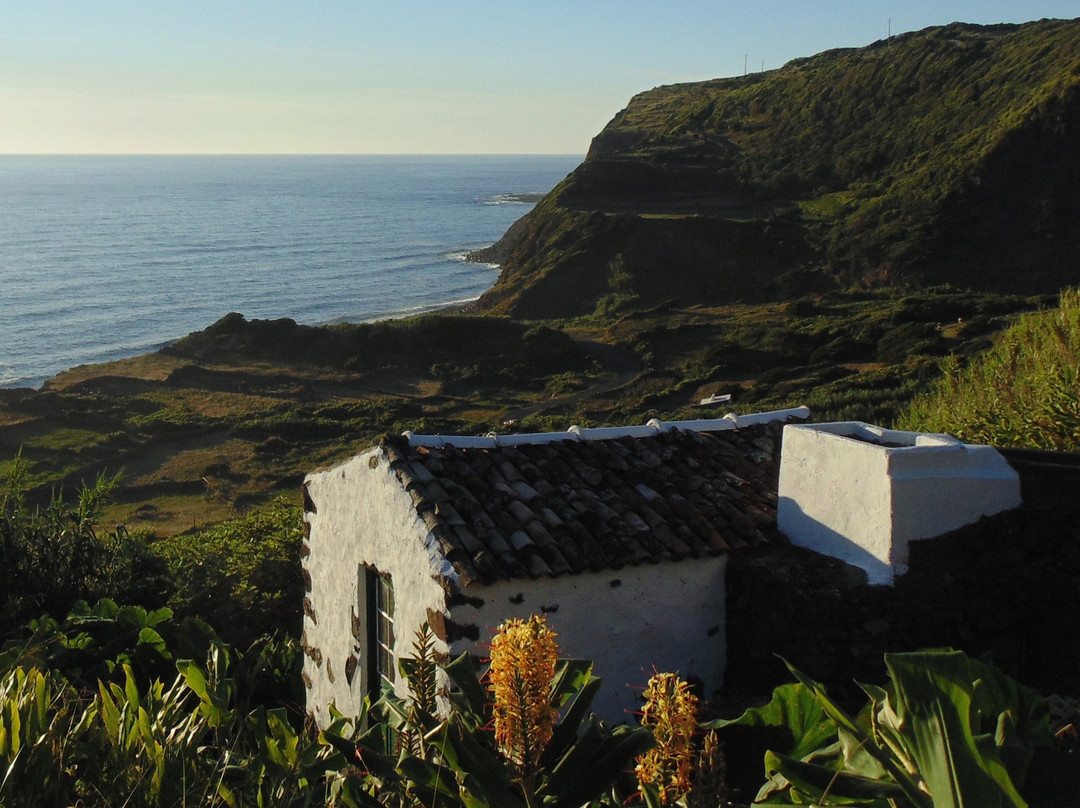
[3,1,1078,154]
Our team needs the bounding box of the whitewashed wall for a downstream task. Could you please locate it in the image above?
[449,556,728,723]
[778,422,1020,585]
[302,447,451,727]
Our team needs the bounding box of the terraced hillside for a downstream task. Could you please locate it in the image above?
[473,19,1080,317]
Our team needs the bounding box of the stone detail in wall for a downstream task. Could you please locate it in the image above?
[345,654,358,686]
[326,658,335,684]
[426,607,448,642]
[303,597,318,625]
[302,671,313,689]
[301,633,323,667]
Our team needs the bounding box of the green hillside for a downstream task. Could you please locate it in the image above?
[474,19,1080,318]
[899,288,1080,449]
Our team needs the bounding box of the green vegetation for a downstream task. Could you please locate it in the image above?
[152,498,304,646]
[5,17,1080,805]
[899,288,1080,449]
[0,287,1052,530]
[2,456,1079,805]
[477,20,1080,319]
[0,610,359,808]
[710,650,1079,806]
[0,312,596,533]
[576,288,1045,428]
[2,587,1076,805]
[0,460,163,633]
[2,458,304,651]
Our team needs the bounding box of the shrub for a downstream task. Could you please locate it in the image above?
[0,460,166,633]
[151,498,304,647]
[899,289,1080,449]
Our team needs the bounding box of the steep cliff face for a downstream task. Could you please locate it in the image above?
[475,19,1080,319]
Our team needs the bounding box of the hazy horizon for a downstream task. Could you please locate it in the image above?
[4,1,1080,155]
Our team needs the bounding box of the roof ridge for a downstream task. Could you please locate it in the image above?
[401,405,809,449]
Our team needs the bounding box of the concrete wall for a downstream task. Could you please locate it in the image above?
[302,447,451,727]
[449,555,728,723]
[777,422,1020,585]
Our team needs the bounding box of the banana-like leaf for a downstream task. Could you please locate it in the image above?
[396,754,463,806]
[541,673,603,766]
[880,652,1029,808]
[443,653,488,722]
[549,658,594,706]
[544,721,655,808]
[443,714,522,807]
[707,680,838,762]
[784,661,935,808]
[764,749,905,806]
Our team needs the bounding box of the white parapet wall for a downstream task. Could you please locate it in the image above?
[777,422,1021,585]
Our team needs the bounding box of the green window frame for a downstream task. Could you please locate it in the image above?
[358,565,395,700]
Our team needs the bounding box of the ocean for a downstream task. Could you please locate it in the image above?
[0,154,580,389]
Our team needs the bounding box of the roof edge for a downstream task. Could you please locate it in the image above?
[402,405,810,448]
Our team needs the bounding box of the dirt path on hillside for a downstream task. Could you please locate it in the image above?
[501,337,644,423]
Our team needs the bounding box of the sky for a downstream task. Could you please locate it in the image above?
[2,1,1079,154]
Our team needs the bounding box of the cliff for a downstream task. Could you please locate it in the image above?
[473,19,1080,319]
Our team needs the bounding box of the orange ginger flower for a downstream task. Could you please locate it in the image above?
[635,671,699,804]
[487,615,559,771]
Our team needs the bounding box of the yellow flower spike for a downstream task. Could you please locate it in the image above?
[487,615,559,772]
[636,671,699,805]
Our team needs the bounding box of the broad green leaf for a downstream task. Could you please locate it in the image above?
[765,749,904,806]
[549,657,594,705]
[784,661,935,808]
[883,652,1029,808]
[547,723,655,808]
[443,653,488,721]
[707,681,838,761]
[542,674,603,766]
[137,627,167,655]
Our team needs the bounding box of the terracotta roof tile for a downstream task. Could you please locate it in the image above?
[379,414,798,584]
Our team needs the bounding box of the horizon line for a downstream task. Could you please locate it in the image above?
[0,152,587,158]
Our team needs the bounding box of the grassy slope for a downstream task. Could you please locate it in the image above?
[0,314,596,535]
[477,19,1080,318]
[0,289,1049,536]
[899,288,1080,449]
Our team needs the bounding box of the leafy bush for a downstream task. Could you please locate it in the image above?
[333,619,656,808]
[151,498,305,647]
[0,617,361,808]
[0,460,168,633]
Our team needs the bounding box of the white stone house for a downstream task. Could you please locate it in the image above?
[300,406,810,725]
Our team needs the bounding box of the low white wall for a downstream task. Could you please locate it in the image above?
[450,556,728,724]
[777,422,1020,585]
[303,448,451,727]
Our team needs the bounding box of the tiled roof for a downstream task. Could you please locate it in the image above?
[378,408,807,586]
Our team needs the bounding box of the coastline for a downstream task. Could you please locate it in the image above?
[4,257,507,393]
[0,153,575,395]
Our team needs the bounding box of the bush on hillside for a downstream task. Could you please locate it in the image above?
[0,460,167,633]
[898,288,1080,449]
[150,498,305,647]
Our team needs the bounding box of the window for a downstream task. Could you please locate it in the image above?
[358,565,395,700]
[373,571,396,692]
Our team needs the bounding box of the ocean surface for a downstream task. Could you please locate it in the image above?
[0,154,581,389]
